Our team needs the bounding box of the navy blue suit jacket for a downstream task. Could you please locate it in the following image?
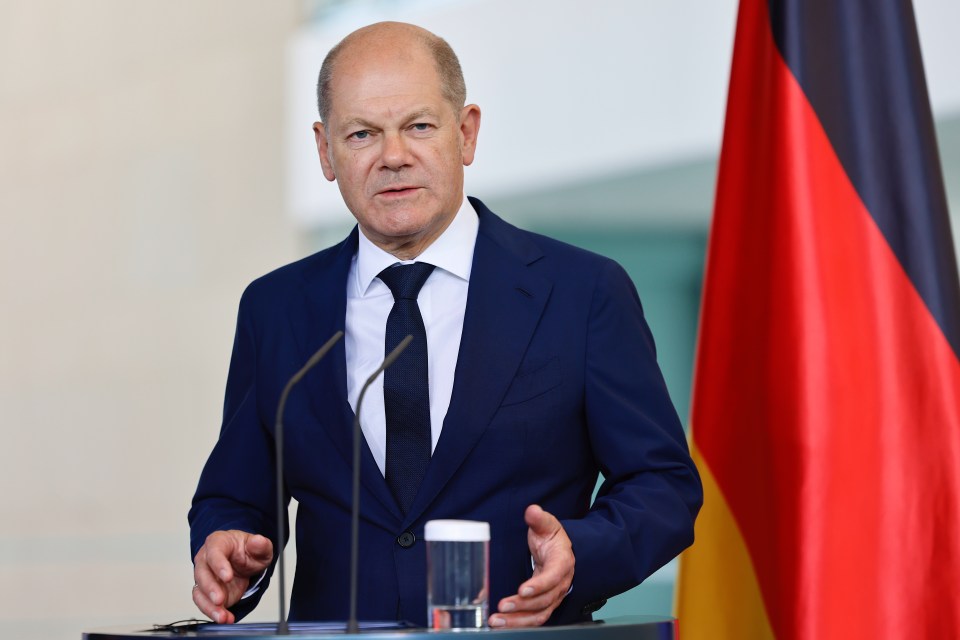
[189,198,702,625]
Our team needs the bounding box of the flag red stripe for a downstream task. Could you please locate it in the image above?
[692,0,960,637]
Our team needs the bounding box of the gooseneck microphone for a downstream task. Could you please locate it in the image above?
[274,330,344,635]
[347,334,414,634]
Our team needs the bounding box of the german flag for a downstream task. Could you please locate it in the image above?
[675,0,960,638]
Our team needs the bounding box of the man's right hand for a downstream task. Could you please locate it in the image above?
[192,530,274,624]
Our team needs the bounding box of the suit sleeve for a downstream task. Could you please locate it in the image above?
[187,287,286,620]
[556,259,703,618]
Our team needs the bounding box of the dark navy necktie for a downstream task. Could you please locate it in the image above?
[378,262,436,514]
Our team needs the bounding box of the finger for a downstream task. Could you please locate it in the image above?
[496,575,570,617]
[489,609,552,628]
[192,585,221,623]
[524,504,560,537]
[518,559,573,597]
[528,558,568,584]
[237,534,273,571]
[204,536,238,584]
[193,554,227,607]
[497,587,565,614]
[192,583,234,624]
[517,545,574,596]
[246,534,273,560]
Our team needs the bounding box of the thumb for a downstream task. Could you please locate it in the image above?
[525,504,559,537]
[244,534,274,566]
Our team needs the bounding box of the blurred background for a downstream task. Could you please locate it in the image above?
[1,1,958,638]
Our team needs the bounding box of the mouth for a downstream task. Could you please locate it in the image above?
[376,186,422,198]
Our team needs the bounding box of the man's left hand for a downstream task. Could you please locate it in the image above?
[489,504,575,628]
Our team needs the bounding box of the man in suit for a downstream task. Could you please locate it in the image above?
[189,21,702,628]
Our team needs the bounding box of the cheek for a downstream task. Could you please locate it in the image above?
[430,152,464,194]
[331,145,369,178]
[337,158,372,195]
[420,147,455,180]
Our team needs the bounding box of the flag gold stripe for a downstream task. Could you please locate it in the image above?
[675,443,775,640]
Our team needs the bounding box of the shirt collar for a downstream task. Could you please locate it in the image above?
[355,196,478,296]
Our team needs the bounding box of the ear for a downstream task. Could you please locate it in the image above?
[458,104,481,167]
[313,122,337,182]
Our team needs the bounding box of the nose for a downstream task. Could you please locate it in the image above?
[379,131,411,171]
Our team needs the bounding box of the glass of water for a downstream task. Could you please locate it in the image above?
[424,520,490,630]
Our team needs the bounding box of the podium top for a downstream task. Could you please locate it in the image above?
[82,615,674,640]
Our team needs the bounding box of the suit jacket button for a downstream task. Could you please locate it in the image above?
[397,531,416,548]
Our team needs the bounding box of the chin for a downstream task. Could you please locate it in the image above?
[360,219,425,245]
[376,208,434,233]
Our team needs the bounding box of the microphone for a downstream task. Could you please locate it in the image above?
[348,334,414,634]
[274,330,344,635]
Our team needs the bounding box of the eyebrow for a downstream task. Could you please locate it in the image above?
[340,108,440,131]
[340,117,378,130]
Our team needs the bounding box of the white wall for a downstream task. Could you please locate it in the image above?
[915,0,960,114]
[286,0,960,228]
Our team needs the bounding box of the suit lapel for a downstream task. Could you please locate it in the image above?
[292,228,403,521]
[404,202,552,524]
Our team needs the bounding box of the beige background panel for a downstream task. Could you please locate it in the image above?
[0,2,301,637]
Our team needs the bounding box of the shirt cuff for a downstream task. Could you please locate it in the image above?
[241,569,268,600]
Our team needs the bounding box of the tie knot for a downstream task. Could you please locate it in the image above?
[378,262,436,300]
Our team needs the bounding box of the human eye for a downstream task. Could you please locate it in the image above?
[348,130,370,141]
[409,122,434,133]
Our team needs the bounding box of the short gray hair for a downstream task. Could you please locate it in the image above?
[316,27,467,124]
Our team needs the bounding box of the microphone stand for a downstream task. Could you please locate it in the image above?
[274,331,344,635]
[347,334,413,634]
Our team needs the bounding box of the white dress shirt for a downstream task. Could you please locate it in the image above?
[345,197,478,476]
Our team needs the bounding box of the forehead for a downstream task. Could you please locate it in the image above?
[327,41,447,122]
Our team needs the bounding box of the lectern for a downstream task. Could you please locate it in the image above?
[82,615,674,640]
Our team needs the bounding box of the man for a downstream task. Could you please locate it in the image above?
[189,22,701,628]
